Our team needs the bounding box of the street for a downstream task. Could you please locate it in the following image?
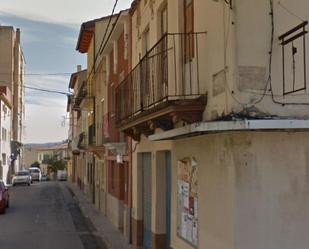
[0,182,107,249]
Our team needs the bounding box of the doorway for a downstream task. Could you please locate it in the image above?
[142,152,152,249]
[165,151,172,249]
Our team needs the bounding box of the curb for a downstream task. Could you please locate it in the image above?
[65,182,133,249]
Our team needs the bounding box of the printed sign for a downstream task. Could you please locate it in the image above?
[177,157,198,247]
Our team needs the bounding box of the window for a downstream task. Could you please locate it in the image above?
[2,128,6,141]
[160,4,168,93]
[279,21,308,96]
[0,181,4,191]
[2,154,6,165]
[108,161,116,193]
[142,28,150,56]
[184,0,194,62]
[111,85,116,115]
[3,105,7,115]
[161,5,168,36]
[111,162,115,190]
[142,28,150,97]
[43,154,50,163]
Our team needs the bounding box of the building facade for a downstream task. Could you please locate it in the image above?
[0,25,25,178]
[36,143,69,175]
[0,87,12,184]
[67,67,88,188]
[22,145,39,169]
[115,1,309,249]
[71,9,133,241]
[68,1,309,249]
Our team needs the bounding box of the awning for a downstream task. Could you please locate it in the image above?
[149,119,309,141]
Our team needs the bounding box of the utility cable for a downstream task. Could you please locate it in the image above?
[24,85,69,95]
[82,0,120,91]
[277,1,305,22]
[98,0,119,55]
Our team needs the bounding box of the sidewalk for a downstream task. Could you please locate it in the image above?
[66,182,134,249]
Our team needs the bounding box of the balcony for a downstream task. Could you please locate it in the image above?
[116,32,207,140]
[72,136,81,155]
[73,80,87,110]
[77,132,87,150]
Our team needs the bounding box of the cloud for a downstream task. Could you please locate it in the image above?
[24,104,69,143]
[0,0,132,25]
[0,13,84,143]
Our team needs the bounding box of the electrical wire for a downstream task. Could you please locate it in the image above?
[1,81,70,96]
[24,85,69,95]
[222,1,254,107]
[63,0,120,128]
[82,0,120,92]
[0,72,72,76]
[224,0,233,9]
[98,0,119,55]
[0,71,113,76]
[277,1,305,22]
[223,1,270,107]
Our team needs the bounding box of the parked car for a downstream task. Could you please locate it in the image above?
[0,180,9,214]
[12,170,32,186]
[41,174,49,181]
[57,170,68,181]
[29,167,42,182]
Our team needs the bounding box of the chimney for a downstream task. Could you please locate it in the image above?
[16,28,20,43]
[77,65,82,72]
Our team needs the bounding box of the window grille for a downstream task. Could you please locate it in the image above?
[279,21,308,95]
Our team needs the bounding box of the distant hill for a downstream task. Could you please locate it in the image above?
[24,140,68,149]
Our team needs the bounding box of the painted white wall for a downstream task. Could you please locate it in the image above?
[0,101,12,184]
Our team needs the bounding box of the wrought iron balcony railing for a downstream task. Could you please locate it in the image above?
[73,80,87,109]
[115,32,207,126]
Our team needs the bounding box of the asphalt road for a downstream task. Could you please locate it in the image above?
[0,181,107,249]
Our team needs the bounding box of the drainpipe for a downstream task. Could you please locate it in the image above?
[91,31,96,204]
[128,14,133,244]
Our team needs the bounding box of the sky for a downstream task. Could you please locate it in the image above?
[0,0,132,143]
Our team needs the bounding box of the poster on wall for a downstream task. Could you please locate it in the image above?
[177,157,198,247]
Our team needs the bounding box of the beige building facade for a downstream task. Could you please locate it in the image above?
[115,1,309,249]
[22,145,39,168]
[68,1,309,249]
[36,143,69,175]
[67,68,87,189]
[0,25,25,176]
[73,10,133,241]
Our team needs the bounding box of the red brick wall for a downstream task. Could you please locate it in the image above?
[108,160,125,200]
[106,28,132,206]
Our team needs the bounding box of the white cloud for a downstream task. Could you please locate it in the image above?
[24,104,69,143]
[0,0,132,24]
[0,0,132,143]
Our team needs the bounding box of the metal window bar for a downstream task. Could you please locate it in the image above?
[279,21,308,96]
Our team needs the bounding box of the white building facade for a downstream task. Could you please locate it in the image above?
[0,87,12,184]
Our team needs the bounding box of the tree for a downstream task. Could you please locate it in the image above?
[30,161,40,169]
[47,156,66,173]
